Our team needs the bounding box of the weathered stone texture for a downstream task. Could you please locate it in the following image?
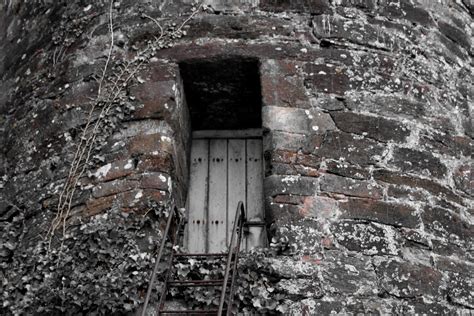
[1,0,472,314]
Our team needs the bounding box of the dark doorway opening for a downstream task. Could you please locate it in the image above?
[179,56,262,130]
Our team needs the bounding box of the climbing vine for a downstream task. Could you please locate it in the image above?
[47,2,203,246]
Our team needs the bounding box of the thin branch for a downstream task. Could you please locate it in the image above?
[97,0,114,98]
[142,14,164,41]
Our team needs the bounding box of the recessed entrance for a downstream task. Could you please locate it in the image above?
[179,57,265,253]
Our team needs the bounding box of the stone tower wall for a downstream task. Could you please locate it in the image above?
[0,0,472,314]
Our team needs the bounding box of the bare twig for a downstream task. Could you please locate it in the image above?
[142,14,164,41]
[98,0,114,98]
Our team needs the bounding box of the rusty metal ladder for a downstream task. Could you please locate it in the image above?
[140,202,247,316]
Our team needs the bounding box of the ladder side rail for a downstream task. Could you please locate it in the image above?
[226,204,246,316]
[157,249,176,315]
[158,212,186,315]
[141,206,184,316]
[218,201,246,315]
[141,206,177,316]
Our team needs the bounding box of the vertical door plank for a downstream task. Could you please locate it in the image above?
[208,139,228,253]
[227,139,246,248]
[246,139,264,250]
[187,139,209,253]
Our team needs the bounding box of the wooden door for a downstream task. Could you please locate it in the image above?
[186,135,265,253]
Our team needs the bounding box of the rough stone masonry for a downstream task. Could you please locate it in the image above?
[0,0,472,314]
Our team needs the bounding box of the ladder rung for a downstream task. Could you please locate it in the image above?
[168,279,226,287]
[174,253,229,258]
[159,310,223,314]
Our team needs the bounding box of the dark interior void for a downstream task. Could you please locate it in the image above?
[179,56,262,130]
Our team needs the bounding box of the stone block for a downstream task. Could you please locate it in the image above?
[266,202,302,224]
[313,96,345,111]
[304,64,350,95]
[332,221,400,255]
[313,131,385,166]
[345,94,426,121]
[260,0,330,14]
[438,21,471,52]
[260,60,309,107]
[435,257,474,308]
[313,14,400,51]
[279,220,324,254]
[390,147,447,179]
[264,175,319,197]
[387,185,426,202]
[373,169,464,206]
[276,279,322,298]
[263,256,319,278]
[420,133,472,159]
[335,0,376,10]
[320,173,383,199]
[330,111,410,143]
[422,206,472,241]
[129,80,176,120]
[262,106,336,135]
[264,131,308,152]
[320,251,379,296]
[269,162,299,176]
[377,0,433,26]
[186,15,293,40]
[453,163,472,196]
[323,160,370,180]
[339,198,419,228]
[375,259,443,298]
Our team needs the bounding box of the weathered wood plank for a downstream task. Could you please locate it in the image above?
[187,139,209,253]
[227,139,246,248]
[208,139,228,253]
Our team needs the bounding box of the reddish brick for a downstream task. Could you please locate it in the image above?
[92,159,136,182]
[273,194,306,205]
[139,172,170,191]
[128,133,173,156]
[298,196,338,219]
[92,179,139,198]
[84,195,116,217]
[136,152,173,173]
